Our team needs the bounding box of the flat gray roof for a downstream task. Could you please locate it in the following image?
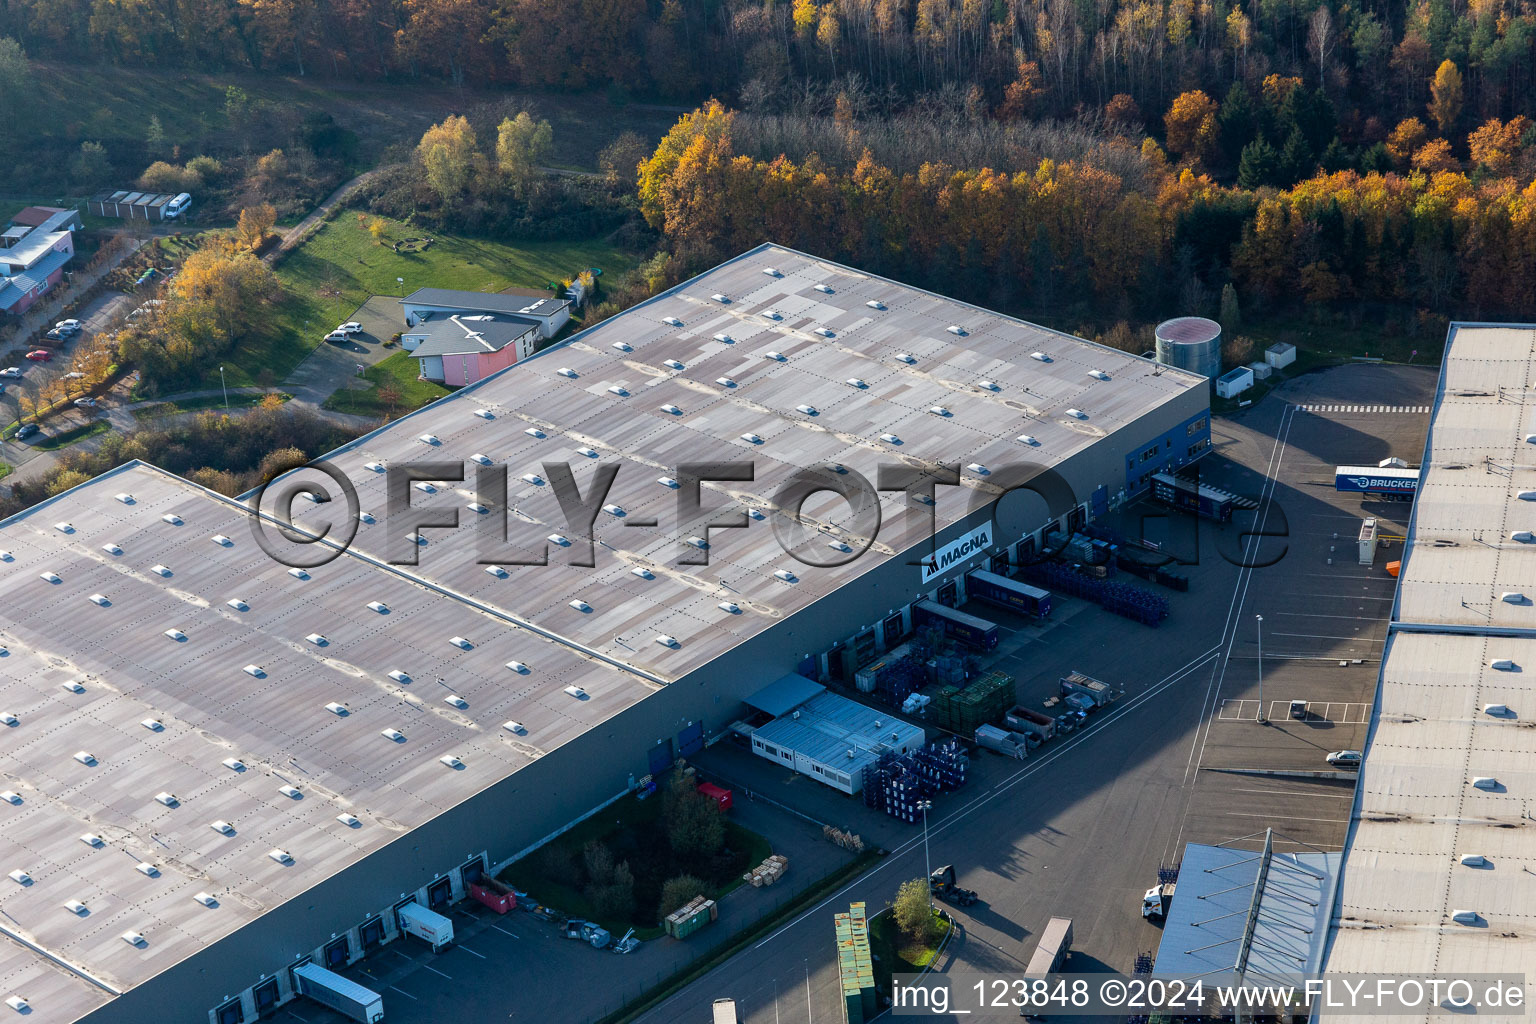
[402,288,567,320]
[1323,324,1536,1010]
[407,314,538,358]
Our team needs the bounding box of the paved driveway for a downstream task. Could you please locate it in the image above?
[283,295,403,406]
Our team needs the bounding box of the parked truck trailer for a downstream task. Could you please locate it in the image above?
[396,901,454,951]
[912,599,1000,650]
[965,569,1053,619]
[292,962,384,1023]
[1025,917,1074,977]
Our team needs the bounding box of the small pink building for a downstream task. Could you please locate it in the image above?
[404,313,541,387]
[0,207,78,317]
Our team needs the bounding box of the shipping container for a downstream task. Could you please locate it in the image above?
[1059,671,1114,707]
[965,569,1052,618]
[292,962,384,1023]
[1004,705,1055,741]
[697,781,733,811]
[912,600,999,649]
[396,901,454,951]
[975,724,1029,759]
[1151,472,1234,522]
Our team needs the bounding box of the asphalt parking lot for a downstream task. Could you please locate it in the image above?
[274,363,1435,1024]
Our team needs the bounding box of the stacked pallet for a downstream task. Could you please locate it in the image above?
[929,670,1014,734]
[744,853,789,887]
[835,902,877,1024]
[664,895,718,939]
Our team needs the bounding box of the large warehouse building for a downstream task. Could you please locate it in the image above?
[1322,323,1536,1013]
[0,244,1209,1023]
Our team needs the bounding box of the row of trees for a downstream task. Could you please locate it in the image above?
[6,0,1536,140]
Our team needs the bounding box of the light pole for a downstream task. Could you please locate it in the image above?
[917,798,934,905]
[219,366,227,411]
[1255,613,1265,723]
[397,276,405,297]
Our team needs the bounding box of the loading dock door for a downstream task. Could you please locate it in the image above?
[647,739,673,776]
[461,857,484,887]
[253,978,279,1017]
[427,876,452,909]
[216,998,244,1024]
[678,720,704,757]
[360,918,385,949]
[938,581,958,607]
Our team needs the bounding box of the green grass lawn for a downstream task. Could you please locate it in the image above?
[31,420,111,451]
[869,907,951,997]
[214,214,634,389]
[0,462,11,482]
[322,352,449,417]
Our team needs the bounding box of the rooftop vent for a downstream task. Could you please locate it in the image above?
[967,463,991,476]
[1483,703,1513,717]
[657,476,680,489]
[358,512,376,524]
[661,316,684,327]
[569,599,592,612]
[977,379,999,391]
[324,702,348,716]
[603,503,626,517]
[305,633,328,646]
[0,714,15,727]
[7,871,29,885]
[211,534,232,547]
[827,540,852,553]
[150,564,172,577]
[577,447,598,458]
[686,536,709,550]
[115,493,134,504]
[557,367,578,379]
[1490,659,1517,671]
[227,598,249,611]
[761,351,784,363]
[663,359,685,370]
[1512,531,1533,543]
[1031,351,1051,362]
[469,453,492,467]
[0,792,19,805]
[79,834,103,848]
[714,333,735,344]
[928,406,950,417]
[414,481,437,494]
[440,754,464,769]
[221,758,245,772]
[632,567,655,580]
[607,385,630,397]
[611,341,632,353]
[473,408,494,419]
[660,404,682,415]
[1471,776,1499,790]
[193,892,218,907]
[101,543,122,555]
[946,325,966,335]
[1459,854,1487,867]
[417,434,441,446]
[288,567,310,580]
[364,461,385,473]
[814,328,835,338]
[449,636,474,650]
[444,694,469,709]
[381,728,405,742]
[367,600,389,614]
[135,862,158,877]
[747,508,766,521]
[1501,591,1526,604]
[484,565,507,578]
[1017,434,1040,446]
[796,404,818,415]
[88,594,110,607]
[718,601,742,614]
[388,669,411,683]
[762,310,783,320]
[269,849,293,865]
[1451,909,1480,925]
[763,267,782,277]
[64,900,88,916]
[829,463,848,474]
[1066,408,1087,419]
[846,377,868,389]
[4,997,27,1012]
[715,376,736,388]
[896,353,916,364]
[468,502,489,514]
[1089,369,1111,380]
[164,628,187,642]
[1517,491,1536,501]
[867,300,886,310]
[740,432,764,445]
[503,721,526,735]
[62,680,85,694]
[54,521,74,534]
[278,785,302,799]
[38,571,61,584]
[548,533,570,546]
[655,636,680,649]
[506,660,530,674]
[814,283,835,293]
[209,821,235,836]
[121,931,147,947]
[243,665,264,678]
[711,293,730,303]
[337,813,361,828]
[522,473,545,486]
[525,427,546,438]
[153,792,178,807]
[879,433,901,445]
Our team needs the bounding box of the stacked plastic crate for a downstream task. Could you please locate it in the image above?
[929,670,1014,734]
[835,902,877,1024]
[910,736,969,791]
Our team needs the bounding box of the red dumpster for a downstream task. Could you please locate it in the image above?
[697,782,733,812]
[469,882,516,914]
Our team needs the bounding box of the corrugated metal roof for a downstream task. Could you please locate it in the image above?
[745,674,826,716]
[750,691,921,767]
[1323,323,1536,1014]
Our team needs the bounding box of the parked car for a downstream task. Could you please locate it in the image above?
[1289,700,1308,720]
[15,424,38,439]
[0,367,19,378]
[338,321,363,334]
[323,330,351,343]
[1326,750,1363,769]
[25,350,53,362]
[62,372,85,379]
[54,319,81,331]
[45,328,68,341]
[73,397,97,408]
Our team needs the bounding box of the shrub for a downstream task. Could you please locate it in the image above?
[658,873,709,920]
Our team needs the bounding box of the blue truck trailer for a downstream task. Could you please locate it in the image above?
[912,600,1000,650]
[965,569,1052,619]
[1334,465,1419,497]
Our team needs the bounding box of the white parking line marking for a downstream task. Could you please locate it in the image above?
[391,950,412,962]
[389,986,419,1001]
[491,924,520,938]
[286,1013,311,1023]
[459,946,487,959]
[421,964,453,980]
[1218,699,1259,721]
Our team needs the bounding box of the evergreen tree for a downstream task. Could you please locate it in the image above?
[1279,127,1316,183]
[1320,137,1351,172]
[1237,138,1281,188]
[1218,83,1258,158]
[1358,141,1392,174]
[1219,283,1242,336]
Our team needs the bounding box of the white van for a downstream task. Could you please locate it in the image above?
[164,193,192,219]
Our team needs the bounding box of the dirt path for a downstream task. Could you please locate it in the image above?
[265,167,389,264]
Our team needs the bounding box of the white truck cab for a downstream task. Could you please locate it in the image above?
[1141,882,1175,919]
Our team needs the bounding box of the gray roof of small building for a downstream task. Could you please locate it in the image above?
[408,314,538,358]
[0,210,73,270]
[750,690,922,768]
[402,288,568,319]
[0,249,71,310]
[745,673,825,716]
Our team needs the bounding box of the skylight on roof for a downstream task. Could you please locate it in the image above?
[661,316,683,327]
[607,385,630,397]
[713,333,735,344]
[473,408,494,419]
[525,427,546,438]
[418,434,441,445]
[449,635,473,650]
[388,669,411,683]
[88,593,109,606]
[612,341,632,352]
[444,694,469,709]
[211,534,232,546]
[867,300,886,310]
[660,403,682,415]
[557,367,578,378]
[716,376,736,387]
[765,350,785,361]
[663,359,685,370]
[814,327,835,337]
[54,521,74,533]
[102,543,122,555]
[162,514,183,525]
